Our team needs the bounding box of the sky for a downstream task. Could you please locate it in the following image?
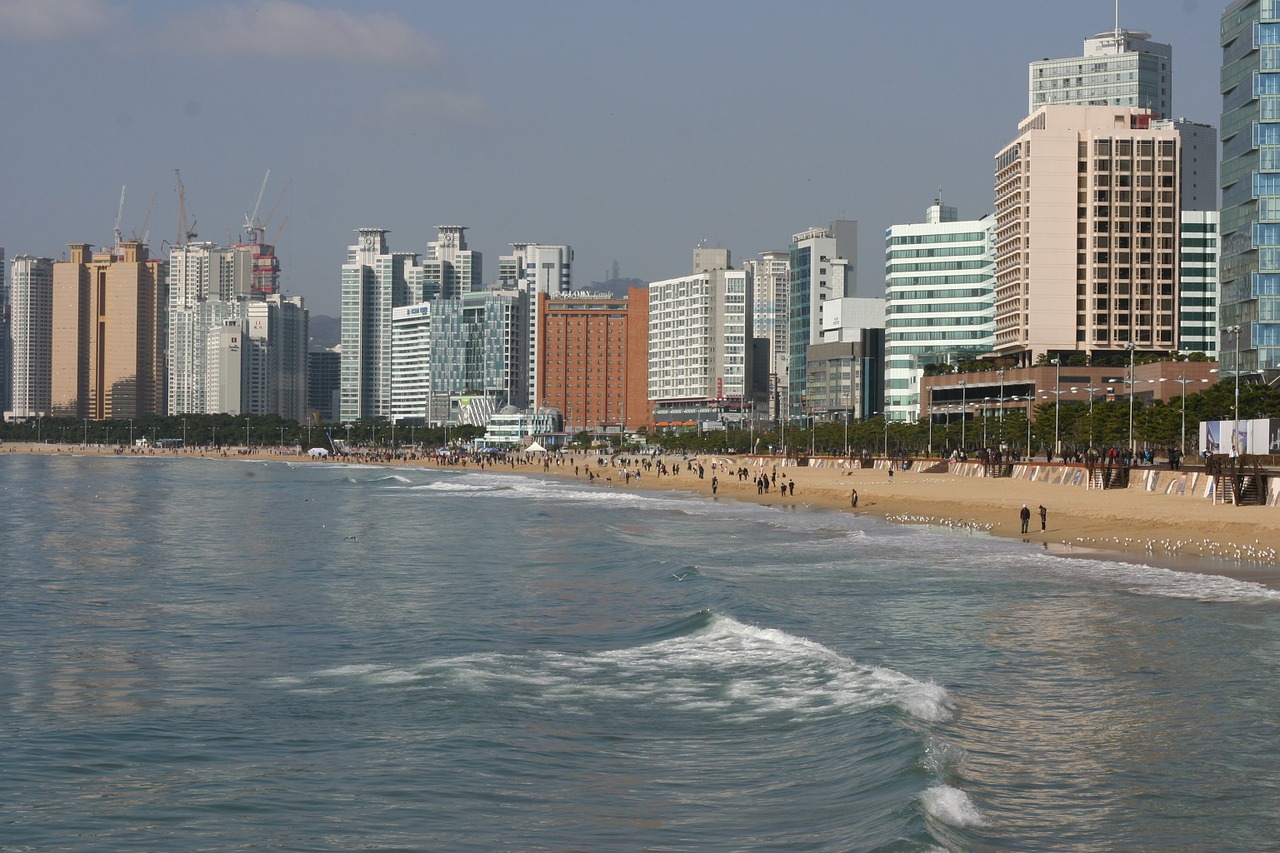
[0,0,1226,317]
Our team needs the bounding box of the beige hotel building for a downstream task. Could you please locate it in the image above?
[994,105,1182,365]
[51,242,165,419]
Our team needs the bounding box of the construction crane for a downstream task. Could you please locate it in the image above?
[271,215,290,248]
[174,168,197,245]
[132,189,158,247]
[114,185,126,250]
[244,169,269,244]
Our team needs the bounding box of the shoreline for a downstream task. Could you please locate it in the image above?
[9,441,1280,587]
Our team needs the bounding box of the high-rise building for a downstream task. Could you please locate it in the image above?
[536,288,649,433]
[1221,0,1279,375]
[423,225,481,300]
[50,242,165,419]
[500,242,574,409]
[1029,27,1172,117]
[885,203,996,421]
[993,106,1182,364]
[340,229,417,421]
[1179,211,1219,357]
[427,290,528,419]
[169,296,243,415]
[390,303,437,424]
[743,250,790,418]
[806,296,886,423]
[244,295,308,420]
[0,247,8,416]
[308,348,341,424]
[788,221,855,418]
[8,254,53,419]
[648,251,752,428]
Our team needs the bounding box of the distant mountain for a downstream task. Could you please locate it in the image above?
[310,314,341,350]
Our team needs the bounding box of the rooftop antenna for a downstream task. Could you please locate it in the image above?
[1115,0,1121,40]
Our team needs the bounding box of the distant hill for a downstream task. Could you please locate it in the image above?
[310,314,340,350]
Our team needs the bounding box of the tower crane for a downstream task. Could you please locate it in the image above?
[244,169,269,244]
[175,168,197,245]
[114,185,126,251]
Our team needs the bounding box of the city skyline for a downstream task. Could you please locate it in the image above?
[0,0,1223,316]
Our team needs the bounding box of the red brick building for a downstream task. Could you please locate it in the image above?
[537,288,650,433]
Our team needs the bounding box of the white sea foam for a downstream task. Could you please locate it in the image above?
[277,613,951,724]
[920,784,985,827]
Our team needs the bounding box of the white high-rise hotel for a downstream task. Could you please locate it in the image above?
[7,255,53,419]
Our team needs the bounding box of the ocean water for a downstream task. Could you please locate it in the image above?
[3,453,1280,852]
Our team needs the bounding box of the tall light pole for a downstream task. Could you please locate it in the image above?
[996,368,1006,426]
[1070,384,1104,450]
[83,418,88,447]
[1161,373,1209,455]
[129,418,134,448]
[1225,324,1242,456]
[245,417,251,449]
[182,418,187,448]
[958,380,966,450]
[1051,358,1061,457]
[1124,343,1136,454]
[982,397,991,448]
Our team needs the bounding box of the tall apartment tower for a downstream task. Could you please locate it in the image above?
[742,249,788,391]
[0,247,8,416]
[244,295,308,420]
[340,229,417,421]
[1222,0,1279,374]
[8,254,53,418]
[788,221,855,417]
[993,106,1182,364]
[884,203,996,422]
[536,288,649,433]
[423,225,481,300]
[50,242,165,419]
[648,250,752,428]
[1029,27,1172,117]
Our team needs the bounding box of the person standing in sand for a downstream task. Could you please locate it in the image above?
[1020,504,1031,534]
[851,488,858,508]
[1039,504,1047,531]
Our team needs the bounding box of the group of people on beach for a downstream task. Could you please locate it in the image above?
[1019,503,1047,534]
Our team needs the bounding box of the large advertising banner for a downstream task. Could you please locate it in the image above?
[1199,419,1278,456]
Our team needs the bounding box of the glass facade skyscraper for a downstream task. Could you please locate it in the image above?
[1222,0,1280,374]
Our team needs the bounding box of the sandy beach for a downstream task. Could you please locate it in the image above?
[11,441,1280,585]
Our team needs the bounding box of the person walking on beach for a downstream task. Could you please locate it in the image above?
[1038,504,1047,531]
[851,488,858,508]
[711,476,718,495]
[1020,504,1031,534]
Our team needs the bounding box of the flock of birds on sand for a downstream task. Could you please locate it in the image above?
[882,512,1278,563]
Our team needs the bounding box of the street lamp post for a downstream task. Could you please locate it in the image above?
[1070,384,1104,450]
[1161,373,1210,455]
[1051,358,1061,457]
[129,418,134,448]
[83,418,88,447]
[996,368,1006,425]
[958,380,967,450]
[882,415,889,458]
[1225,325,1242,455]
[982,397,991,448]
[182,418,187,448]
[1123,343,1137,454]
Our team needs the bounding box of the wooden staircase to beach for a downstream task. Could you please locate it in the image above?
[1086,460,1129,490]
[1208,456,1269,505]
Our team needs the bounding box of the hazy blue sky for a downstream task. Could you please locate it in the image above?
[1,0,1223,316]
